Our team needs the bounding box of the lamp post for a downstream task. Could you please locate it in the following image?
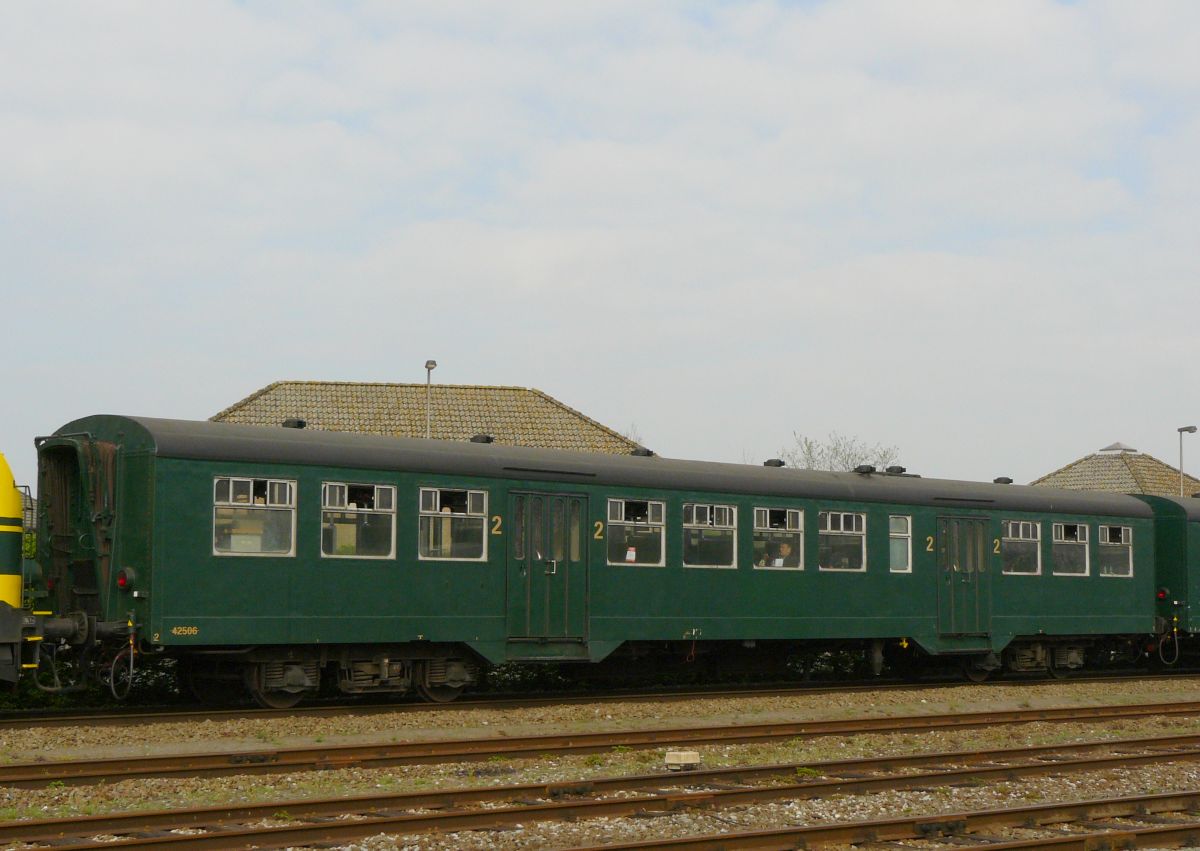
[1179,426,1197,497]
[425,360,437,439]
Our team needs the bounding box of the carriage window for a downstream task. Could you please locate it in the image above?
[1001,520,1041,575]
[321,482,395,559]
[818,511,866,571]
[419,487,487,561]
[213,477,296,556]
[683,503,736,568]
[1052,523,1089,576]
[513,496,526,561]
[1098,525,1133,577]
[753,507,802,569]
[607,498,665,566]
[889,515,912,573]
[551,499,566,561]
[569,501,582,561]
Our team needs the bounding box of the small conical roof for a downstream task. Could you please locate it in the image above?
[1033,444,1200,495]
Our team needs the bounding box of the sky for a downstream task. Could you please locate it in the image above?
[3,1,1199,492]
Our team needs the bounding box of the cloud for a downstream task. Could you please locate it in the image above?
[1,1,1198,489]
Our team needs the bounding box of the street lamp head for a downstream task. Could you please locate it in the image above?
[1180,425,1198,434]
[425,360,437,371]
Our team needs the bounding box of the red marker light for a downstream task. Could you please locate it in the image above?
[1157,588,1168,601]
[116,568,136,592]
[117,572,128,589]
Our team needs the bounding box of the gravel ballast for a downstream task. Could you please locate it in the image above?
[3,677,1200,849]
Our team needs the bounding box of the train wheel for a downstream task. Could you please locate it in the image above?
[1047,657,1074,680]
[244,664,308,709]
[176,659,203,702]
[178,660,243,705]
[961,660,991,683]
[413,661,465,703]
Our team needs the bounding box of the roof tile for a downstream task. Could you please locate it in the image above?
[212,381,639,455]
[1032,445,1200,496]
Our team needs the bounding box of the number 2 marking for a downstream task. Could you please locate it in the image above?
[993,538,1001,554]
[925,536,934,552]
[594,521,604,540]
[491,515,502,535]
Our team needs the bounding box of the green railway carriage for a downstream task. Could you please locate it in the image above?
[5,415,1172,705]
[1134,495,1200,644]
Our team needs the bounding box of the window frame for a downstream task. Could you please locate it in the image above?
[1098,524,1134,578]
[752,507,804,570]
[212,476,297,557]
[1050,522,1090,577]
[417,486,489,562]
[1000,519,1042,576]
[606,498,667,567]
[682,502,737,569]
[889,514,912,574]
[320,481,397,560]
[817,510,867,572]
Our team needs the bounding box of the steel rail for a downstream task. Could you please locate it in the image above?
[11,731,1200,848]
[1,671,1189,730]
[4,698,1200,788]
[565,790,1200,850]
[0,681,909,729]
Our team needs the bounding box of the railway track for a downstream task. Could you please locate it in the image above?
[4,698,1200,788]
[9,729,1200,848]
[1,670,1191,730]
[576,790,1200,851]
[0,680,880,729]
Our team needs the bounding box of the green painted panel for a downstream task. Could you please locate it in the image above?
[128,455,1159,655]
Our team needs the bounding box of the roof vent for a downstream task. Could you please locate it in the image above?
[1100,442,1137,453]
[470,434,494,444]
[854,465,876,475]
[994,476,1013,484]
[631,447,655,457]
[763,459,785,467]
[281,418,307,429]
[885,465,906,475]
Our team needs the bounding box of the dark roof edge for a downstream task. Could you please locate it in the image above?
[61,415,1156,519]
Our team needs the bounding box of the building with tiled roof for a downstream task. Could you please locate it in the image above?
[212,381,640,455]
[1032,442,1200,497]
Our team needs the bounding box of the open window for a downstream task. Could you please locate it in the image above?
[606,498,665,566]
[321,482,396,559]
[1098,525,1133,577]
[1051,522,1089,576]
[419,487,487,561]
[753,507,802,569]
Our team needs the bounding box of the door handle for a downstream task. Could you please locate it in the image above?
[546,559,558,575]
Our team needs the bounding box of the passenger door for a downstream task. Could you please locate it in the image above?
[936,517,991,636]
[507,492,588,640]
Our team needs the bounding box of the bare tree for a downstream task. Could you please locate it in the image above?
[780,431,900,472]
[621,422,644,445]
